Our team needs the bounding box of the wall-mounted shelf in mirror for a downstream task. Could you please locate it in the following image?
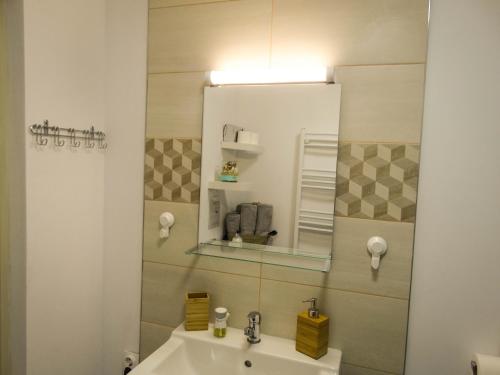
[221,142,263,154]
[207,181,253,191]
[186,240,332,272]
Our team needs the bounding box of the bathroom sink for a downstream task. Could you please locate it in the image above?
[132,324,341,375]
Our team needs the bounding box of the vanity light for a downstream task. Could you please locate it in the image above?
[210,67,330,85]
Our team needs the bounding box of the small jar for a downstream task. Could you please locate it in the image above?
[213,307,230,338]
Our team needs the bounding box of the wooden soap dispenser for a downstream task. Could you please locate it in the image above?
[296,297,329,359]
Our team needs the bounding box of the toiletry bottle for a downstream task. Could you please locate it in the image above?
[229,232,243,247]
[296,298,329,359]
[214,307,230,338]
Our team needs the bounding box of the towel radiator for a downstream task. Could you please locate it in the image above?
[292,130,338,249]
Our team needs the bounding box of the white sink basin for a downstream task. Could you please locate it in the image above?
[132,324,341,375]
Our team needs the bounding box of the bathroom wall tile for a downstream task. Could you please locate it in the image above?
[260,279,408,374]
[262,217,414,299]
[148,0,272,73]
[142,262,260,329]
[150,0,233,9]
[143,200,261,277]
[335,65,426,143]
[336,143,420,222]
[271,0,428,67]
[145,138,201,203]
[146,72,205,138]
[140,321,174,361]
[341,364,395,375]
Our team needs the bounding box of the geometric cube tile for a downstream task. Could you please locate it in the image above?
[162,181,181,201]
[375,176,402,200]
[351,143,378,161]
[153,165,172,185]
[191,168,201,187]
[402,176,418,202]
[360,194,388,219]
[390,158,419,181]
[144,180,163,200]
[335,192,361,217]
[336,175,349,197]
[163,149,182,169]
[405,144,420,163]
[191,139,202,154]
[182,150,201,170]
[173,138,193,154]
[144,165,154,181]
[145,148,163,168]
[337,156,363,179]
[335,142,420,222]
[145,138,201,203]
[387,197,416,222]
[181,182,200,203]
[378,144,405,162]
[363,156,390,180]
[172,166,191,186]
[349,175,375,198]
[145,138,154,152]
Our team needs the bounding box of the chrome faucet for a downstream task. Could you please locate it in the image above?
[244,311,261,344]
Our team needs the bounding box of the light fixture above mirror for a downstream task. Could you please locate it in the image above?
[210,67,333,85]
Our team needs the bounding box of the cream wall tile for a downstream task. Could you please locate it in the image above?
[147,72,206,138]
[262,217,414,299]
[142,262,260,329]
[342,364,394,375]
[148,0,272,73]
[140,321,174,361]
[260,279,408,373]
[150,0,234,9]
[335,64,425,143]
[271,0,428,67]
[143,200,261,276]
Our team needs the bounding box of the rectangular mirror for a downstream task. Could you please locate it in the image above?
[195,83,341,271]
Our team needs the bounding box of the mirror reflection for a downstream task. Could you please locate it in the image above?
[198,83,341,261]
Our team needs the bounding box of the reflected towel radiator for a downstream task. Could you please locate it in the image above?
[292,130,338,249]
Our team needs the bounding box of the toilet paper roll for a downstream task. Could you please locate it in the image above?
[237,131,253,144]
[473,353,500,375]
[250,132,259,145]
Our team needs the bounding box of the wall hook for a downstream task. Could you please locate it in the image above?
[35,121,49,145]
[53,126,65,147]
[69,128,80,147]
[97,131,107,149]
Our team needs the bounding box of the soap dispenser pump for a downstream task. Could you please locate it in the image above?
[304,298,320,318]
[296,297,329,360]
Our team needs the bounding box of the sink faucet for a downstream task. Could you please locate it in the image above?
[244,311,261,344]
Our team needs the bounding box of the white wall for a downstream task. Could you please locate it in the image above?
[22,0,147,374]
[24,1,106,374]
[3,0,26,373]
[102,0,147,374]
[406,1,500,374]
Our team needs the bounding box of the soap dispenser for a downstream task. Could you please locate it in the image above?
[296,298,329,359]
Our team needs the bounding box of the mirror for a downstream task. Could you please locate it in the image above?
[197,83,341,264]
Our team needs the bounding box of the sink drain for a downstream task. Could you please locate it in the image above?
[244,360,252,368]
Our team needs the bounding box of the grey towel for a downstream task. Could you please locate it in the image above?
[238,203,258,236]
[255,204,273,236]
[225,212,241,241]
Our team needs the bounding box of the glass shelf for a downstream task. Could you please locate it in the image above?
[221,141,263,154]
[186,240,331,272]
[207,181,253,191]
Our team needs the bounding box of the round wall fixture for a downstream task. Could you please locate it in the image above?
[367,236,388,270]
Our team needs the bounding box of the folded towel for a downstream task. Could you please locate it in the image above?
[255,204,273,236]
[225,212,241,241]
[238,203,258,236]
